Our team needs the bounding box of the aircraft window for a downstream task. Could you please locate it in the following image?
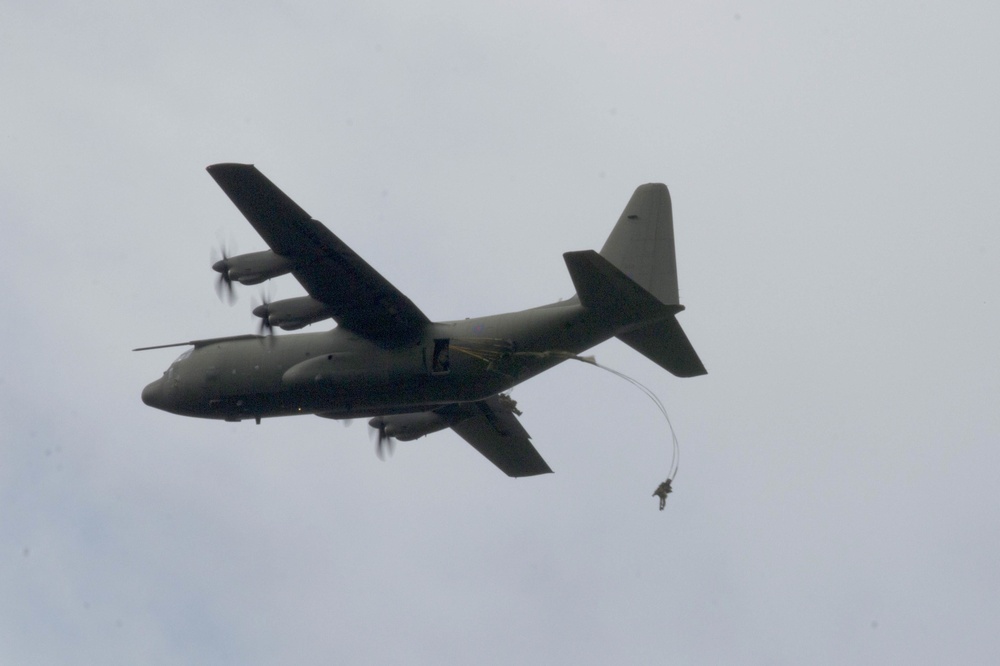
[175,348,194,363]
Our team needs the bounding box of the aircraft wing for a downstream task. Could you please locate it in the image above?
[206,163,430,345]
[445,396,553,477]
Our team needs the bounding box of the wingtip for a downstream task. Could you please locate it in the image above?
[206,162,256,174]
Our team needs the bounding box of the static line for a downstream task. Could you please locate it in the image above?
[510,350,681,500]
[456,343,683,505]
[566,355,680,483]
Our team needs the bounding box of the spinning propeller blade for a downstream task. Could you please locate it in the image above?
[211,243,237,305]
[369,417,396,460]
[251,292,275,336]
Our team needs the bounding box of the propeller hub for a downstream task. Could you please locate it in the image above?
[252,292,275,336]
[211,244,237,305]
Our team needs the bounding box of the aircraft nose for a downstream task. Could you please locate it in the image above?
[141,378,164,408]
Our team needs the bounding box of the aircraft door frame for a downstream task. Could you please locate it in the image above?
[429,338,450,375]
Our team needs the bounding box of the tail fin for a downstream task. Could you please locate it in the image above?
[563,184,706,378]
[599,183,679,306]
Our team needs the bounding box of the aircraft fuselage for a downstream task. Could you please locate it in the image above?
[142,300,619,423]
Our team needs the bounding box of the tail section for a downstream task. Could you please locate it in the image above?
[563,184,706,378]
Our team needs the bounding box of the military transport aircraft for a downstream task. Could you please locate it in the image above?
[137,164,706,477]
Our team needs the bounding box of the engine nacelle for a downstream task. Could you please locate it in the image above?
[254,295,334,331]
[214,250,294,285]
[369,412,456,441]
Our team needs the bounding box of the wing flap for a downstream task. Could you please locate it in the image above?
[447,396,552,477]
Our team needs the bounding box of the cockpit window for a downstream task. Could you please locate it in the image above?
[167,348,193,381]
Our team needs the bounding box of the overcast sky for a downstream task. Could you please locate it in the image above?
[3,1,999,664]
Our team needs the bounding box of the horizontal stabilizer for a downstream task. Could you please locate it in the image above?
[617,317,707,377]
[564,250,681,323]
[562,252,705,378]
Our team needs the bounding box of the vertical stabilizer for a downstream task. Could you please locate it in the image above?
[575,183,706,378]
[599,184,678,306]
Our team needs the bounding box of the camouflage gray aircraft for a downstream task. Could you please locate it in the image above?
[137,164,706,477]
